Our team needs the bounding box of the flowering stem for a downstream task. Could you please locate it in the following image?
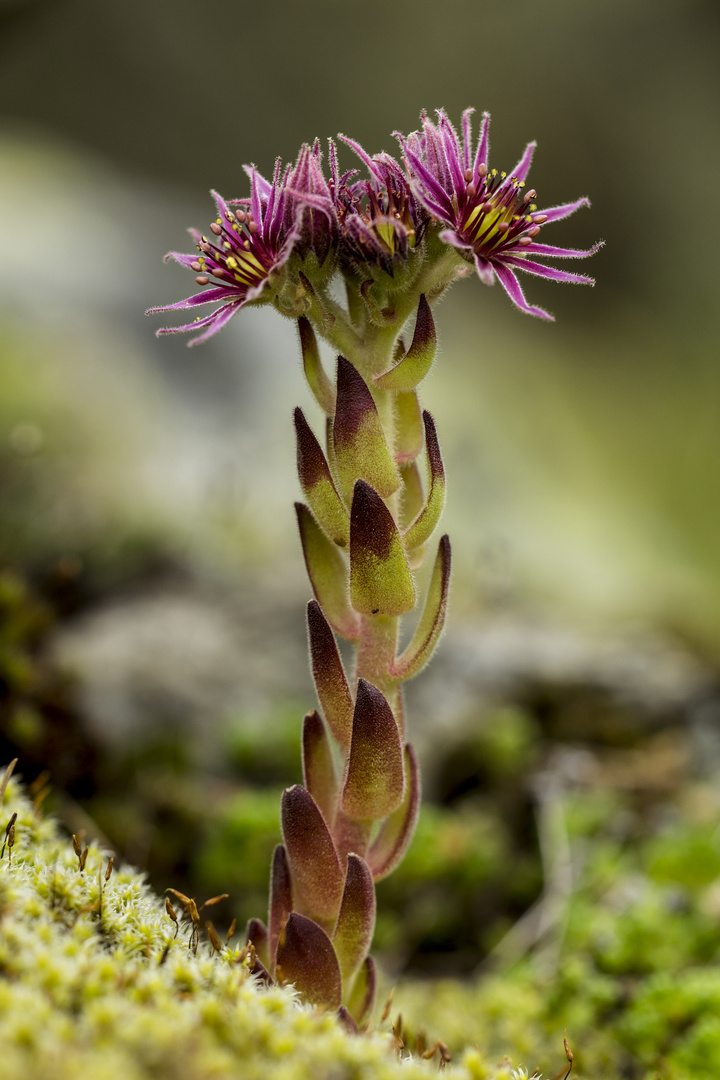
[149,107,598,1022]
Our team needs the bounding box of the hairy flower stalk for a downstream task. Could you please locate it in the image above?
[148,110,600,1027]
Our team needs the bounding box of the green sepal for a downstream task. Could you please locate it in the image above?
[349,480,415,617]
[393,389,424,463]
[403,411,446,551]
[295,408,350,547]
[275,912,342,1011]
[268,844,293,976]
[345,954,377,1029]
[296,502,361,640]
[302,709,338,825]
[367,743,420,882]
[391,534,451,680]
[333,854,376,988]
[333,357,400,501]
[307,601,354,749]
[341,679,404,821]
[281,785,345,930]
[374,294,436,391]
[298,316,335,415]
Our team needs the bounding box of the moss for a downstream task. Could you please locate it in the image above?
[0,776,527,1080]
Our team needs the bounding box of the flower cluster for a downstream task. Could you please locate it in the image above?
[148,108,600,343]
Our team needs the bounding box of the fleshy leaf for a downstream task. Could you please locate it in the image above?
[349,480,415,617]
[299,316,335,414]
[296,503,361,640]
[403,412,446,551]
[345,954,377,1028]
[268,844,293,974]
[398,461,424,530]
[307,600,354,749]
[333,357,400,502]
[391,534,451,680]
[393,390,424,464]
[341,679,404,821]
[367,743,420,881]
[337,1005,360,1034]
[281,785,345,928]
[245,917,270,971]
[302,709,338,825]
[295,409,349,547]
[275,912,342,1010]
[333,854,376,986]
[374,294,436,390]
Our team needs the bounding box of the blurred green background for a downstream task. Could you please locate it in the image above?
[2,4,720,1067]
[1,0,719,633]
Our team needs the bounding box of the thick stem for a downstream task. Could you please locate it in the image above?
[353,614,399,711]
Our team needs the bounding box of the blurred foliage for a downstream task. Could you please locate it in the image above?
[396,781,720,1079]
[5,571,720,1077]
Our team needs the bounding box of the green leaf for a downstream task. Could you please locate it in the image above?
[349,480,415,617]
[245,917,269,972]
[333,854,376,988]
[299,316,335,414]
[267,845,292,976]
[391,534,451,680]
[393,390,424,464]
[398,461,424,531]
[307,601,354,749]
[296,503,361,640]
[403,411,446,551]
[302,709,338,825]
[333,357,400,501]
[344,954,377,1028]
[341,680,404,821]
[295,408,349,547]
[276,912,342,1010]
[374,294,436,390]
[367,743,420,881]
[281,786,345,929]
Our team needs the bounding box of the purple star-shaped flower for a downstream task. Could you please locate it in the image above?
[396,109,602,319]
[147,145,335,345]
[330,137,427,272]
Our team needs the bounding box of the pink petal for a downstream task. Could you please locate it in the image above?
[492,261,554,320]
[502,255,595,285]
[539,197,591,223]
[510,141,536,183]
[522,240,604,259]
